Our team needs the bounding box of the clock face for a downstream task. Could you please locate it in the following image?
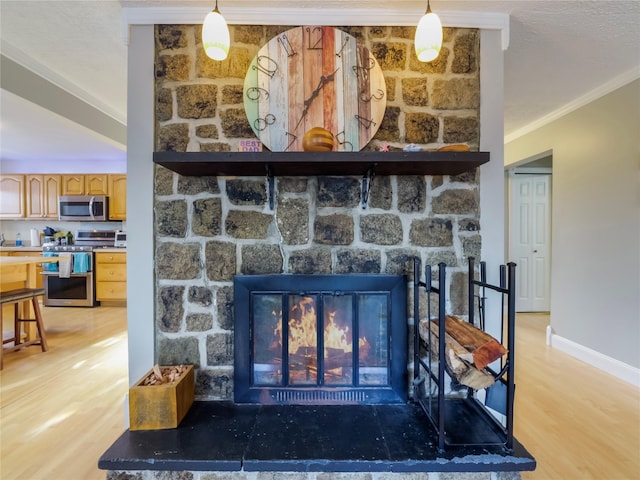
[244,26,386,152]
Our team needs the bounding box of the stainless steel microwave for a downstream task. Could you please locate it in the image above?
[58,195,109,221]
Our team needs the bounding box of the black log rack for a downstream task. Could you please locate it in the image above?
[153,151,490,209]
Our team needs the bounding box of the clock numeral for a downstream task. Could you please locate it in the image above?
[246,87,270,101]
[305,26,323,50]
[278,34,296,57]
[255,114,276,131]
[336,36,350,58]
[335,131,354,152]
[284,132,298,152]
[352,57,375,77]
[252,55,278,78]
[355,115,377,129]
[360,89,385,103]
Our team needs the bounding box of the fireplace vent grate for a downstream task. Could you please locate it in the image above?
[272,389,368,404]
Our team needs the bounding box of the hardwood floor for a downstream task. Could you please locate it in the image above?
[515,313,640,480]
[1,308,638,479]
[1,305,128,480]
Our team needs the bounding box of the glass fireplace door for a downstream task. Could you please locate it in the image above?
[235,274,407,404]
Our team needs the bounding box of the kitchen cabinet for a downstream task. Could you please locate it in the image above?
[26,175,61,219]
[95,251,127,302]
[85,174,109,195]
[61,175,85,195]
[108,174,126,220]
[0,175,25,218]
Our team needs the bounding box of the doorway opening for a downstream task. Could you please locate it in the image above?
[507,152,552,312]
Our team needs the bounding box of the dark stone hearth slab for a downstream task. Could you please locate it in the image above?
[99,401,535,473]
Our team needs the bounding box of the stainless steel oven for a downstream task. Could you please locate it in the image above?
[41,230,118,307]
[42,245,96,307]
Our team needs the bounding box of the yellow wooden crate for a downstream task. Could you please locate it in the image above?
[129,365,195,431]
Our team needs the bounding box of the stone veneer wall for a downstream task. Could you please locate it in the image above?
[153,24,481,400]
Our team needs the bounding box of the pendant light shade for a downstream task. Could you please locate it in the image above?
[202,0,230,61]
[415,0,443,62]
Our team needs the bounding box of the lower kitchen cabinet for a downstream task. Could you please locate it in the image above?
[95,251,127,302]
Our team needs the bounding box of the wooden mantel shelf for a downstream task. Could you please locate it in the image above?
[153,151,490,177]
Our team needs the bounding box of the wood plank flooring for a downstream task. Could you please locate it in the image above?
[515,313,640,480]
[1,308,638,479]
[1,305,128,480]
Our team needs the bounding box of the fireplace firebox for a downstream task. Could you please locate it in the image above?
[234,274,407,404]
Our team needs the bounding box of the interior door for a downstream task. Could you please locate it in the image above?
[510,172,552,312]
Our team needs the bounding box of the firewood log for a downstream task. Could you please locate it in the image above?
[419,319,497,390]
[434,315,507,370]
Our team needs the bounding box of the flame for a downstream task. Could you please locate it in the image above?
[324,309,352,353]
[289,296,317,354]
[267,296,371,375]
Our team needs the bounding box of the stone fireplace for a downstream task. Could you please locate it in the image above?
[98,21,536,480]
[153,24,482,401]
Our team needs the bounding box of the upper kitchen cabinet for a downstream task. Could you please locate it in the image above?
[61,175,85,195]
[26,175,61,219]
[62,174,109,195]
[0,175,25,218]
[85,174,109,195]
[108,174,126,220]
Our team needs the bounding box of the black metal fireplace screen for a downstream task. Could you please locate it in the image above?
[234,274,407,404]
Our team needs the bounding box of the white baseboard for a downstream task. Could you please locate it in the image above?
[548,328,640,388]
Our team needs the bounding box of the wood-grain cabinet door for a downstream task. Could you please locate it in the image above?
[85,174,109,195]
[108,174,126,220]
[26,175,61,218]
[62,175,85,195]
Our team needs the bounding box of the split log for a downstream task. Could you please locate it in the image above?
[418,316,507,390]
[434,315,507,370]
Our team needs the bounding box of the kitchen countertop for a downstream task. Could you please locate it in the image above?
[0,246,44,252]
[1,246,126,253]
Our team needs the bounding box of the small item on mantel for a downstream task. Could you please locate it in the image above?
[379,142,390,152]
[238,139,262,152]
[302,127,334,152]
[403,144,422,152]
[437,144,470,152]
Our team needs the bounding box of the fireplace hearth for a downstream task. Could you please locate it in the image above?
[234,274,407,404]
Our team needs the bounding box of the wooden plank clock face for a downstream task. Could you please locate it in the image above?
[244,26,386,152]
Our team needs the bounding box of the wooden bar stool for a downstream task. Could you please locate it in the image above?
[0,288,48,369]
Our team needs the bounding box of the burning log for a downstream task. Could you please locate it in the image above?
[419,316,507,390]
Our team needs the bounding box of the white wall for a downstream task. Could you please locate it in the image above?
[126,25,156,385]
[505,79,640,372]
[479,29,507,341]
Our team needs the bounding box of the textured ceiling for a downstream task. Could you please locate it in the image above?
[0,0,639,165]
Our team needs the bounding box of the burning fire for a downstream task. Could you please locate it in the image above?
[289,297,317,354]
[324,310,352,353]
[270,296,371,377]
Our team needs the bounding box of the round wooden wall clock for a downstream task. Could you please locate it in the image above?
[243,26,386,152]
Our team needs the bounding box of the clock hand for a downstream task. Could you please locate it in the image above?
[295,68,340,130]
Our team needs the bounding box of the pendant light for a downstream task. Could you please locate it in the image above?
[415,0,443,62]
[202,0,230,61]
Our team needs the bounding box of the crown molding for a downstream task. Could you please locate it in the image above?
[504,65,640,144]
[121,7,509,50]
